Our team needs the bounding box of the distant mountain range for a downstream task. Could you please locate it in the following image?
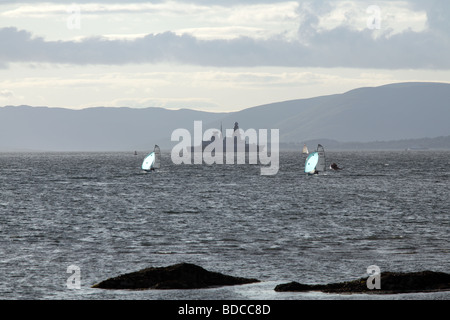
[1,82,449,152]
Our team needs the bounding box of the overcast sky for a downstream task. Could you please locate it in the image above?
[1,0,449,111]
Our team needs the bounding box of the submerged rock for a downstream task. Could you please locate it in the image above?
[275,271,450,294]
[92,263,259,290]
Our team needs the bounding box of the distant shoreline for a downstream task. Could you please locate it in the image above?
[279,135,450,151]
[3,134,449,153]
[1,147,450,153]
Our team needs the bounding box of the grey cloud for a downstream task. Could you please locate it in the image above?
[408,0,450,32]
[1,1,449,69]
[310,27,450,69]
[1,25,449,69]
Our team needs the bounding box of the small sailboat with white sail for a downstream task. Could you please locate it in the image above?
[304,144,326,175]
[302,144,309,155]
[142,145,161,172]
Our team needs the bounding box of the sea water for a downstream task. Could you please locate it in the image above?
[0,151,449,300]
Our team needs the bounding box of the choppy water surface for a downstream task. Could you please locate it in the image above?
[0,151,449,299]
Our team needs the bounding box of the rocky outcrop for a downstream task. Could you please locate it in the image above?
[274,270,450,294]
[92,263,259,290]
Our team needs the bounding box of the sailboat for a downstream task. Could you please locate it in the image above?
[153,145,161,169]
[302,144,309,155]
[142,145,161,172]
[304,144,326,175]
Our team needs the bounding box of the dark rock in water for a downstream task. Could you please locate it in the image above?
[274,282,313,292]
[92,263,259,290]
[275,271,450,294]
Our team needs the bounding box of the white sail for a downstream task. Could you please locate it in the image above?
[302,144,309,154]
[316,144,326,172]
[304,152,319,173]
[153,145,161,169]
[141,152,155,171]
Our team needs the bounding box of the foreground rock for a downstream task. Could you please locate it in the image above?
[275,270,450,294]
[92,263,259,290]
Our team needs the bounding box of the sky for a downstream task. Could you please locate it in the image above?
[0,0,449,112]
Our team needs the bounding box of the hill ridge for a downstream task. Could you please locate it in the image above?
[1,82,449,151]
